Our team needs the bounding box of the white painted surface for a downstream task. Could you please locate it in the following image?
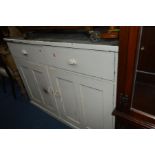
[7,42,48,64]
[6,39,118,129]
[48,67,114,128]
[44,46,115,80]
[15,58,58,116]
[48,67,83,128]
[5,38,118,52]
[74,72,114,129]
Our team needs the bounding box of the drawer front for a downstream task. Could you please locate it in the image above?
[44,46,115,80]
[7,42,46,64]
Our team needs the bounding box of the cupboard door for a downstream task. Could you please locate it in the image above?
[15,58,58,115]
[48,67,82,128]
[49,67,114,129]
[75,76,114,129]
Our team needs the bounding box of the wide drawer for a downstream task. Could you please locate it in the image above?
[7,42,46,64]
[44,46,115,80]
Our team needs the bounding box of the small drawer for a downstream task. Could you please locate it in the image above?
[7,42,46,64]
[44,46,115,80]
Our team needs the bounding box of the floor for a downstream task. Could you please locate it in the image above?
[0,78,71,129]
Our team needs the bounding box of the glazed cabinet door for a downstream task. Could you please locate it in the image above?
[15,58,58,116]
[75,76,114,129]
[48,67,83,128]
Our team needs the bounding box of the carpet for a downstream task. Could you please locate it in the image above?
[0,78,71,129]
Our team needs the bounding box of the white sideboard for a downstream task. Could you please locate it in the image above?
[5,38,118,129]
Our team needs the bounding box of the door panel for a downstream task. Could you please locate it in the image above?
[75,77,114,129]
[57,78,80,123]
[18,62,42,103]
[15,58,58,115]
[79,85,104,128]
[34,67,58,114]
[48,67,82,127]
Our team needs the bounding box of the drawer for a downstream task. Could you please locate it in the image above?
[7,42,46,64]
[44,46,115,80]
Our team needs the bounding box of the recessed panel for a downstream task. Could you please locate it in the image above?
[80,84,104,128]
[57,78,80,123]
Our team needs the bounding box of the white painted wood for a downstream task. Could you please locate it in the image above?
[44,46,115,80]
[74,73,114,129]
[7,42,48,65]
[15,58,58,115]
[48,67,114,128]
[6,39,118,129]
[5,38,119,52]
[48,67,83,128]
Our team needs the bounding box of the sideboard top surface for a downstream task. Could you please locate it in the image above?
[4,36,119,52]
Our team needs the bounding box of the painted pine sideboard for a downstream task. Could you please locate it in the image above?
[5,38,118,128]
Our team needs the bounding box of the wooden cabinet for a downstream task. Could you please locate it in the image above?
[6,38,118,128]
[113,27,155,129]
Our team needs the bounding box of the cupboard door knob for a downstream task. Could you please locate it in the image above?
[68,58,77,65]
[140,46,144,51]
[22,49,28,55]
[42,87,50,94]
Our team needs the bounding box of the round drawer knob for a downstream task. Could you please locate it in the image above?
[22,49,28,56]
[68,58,77,65]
